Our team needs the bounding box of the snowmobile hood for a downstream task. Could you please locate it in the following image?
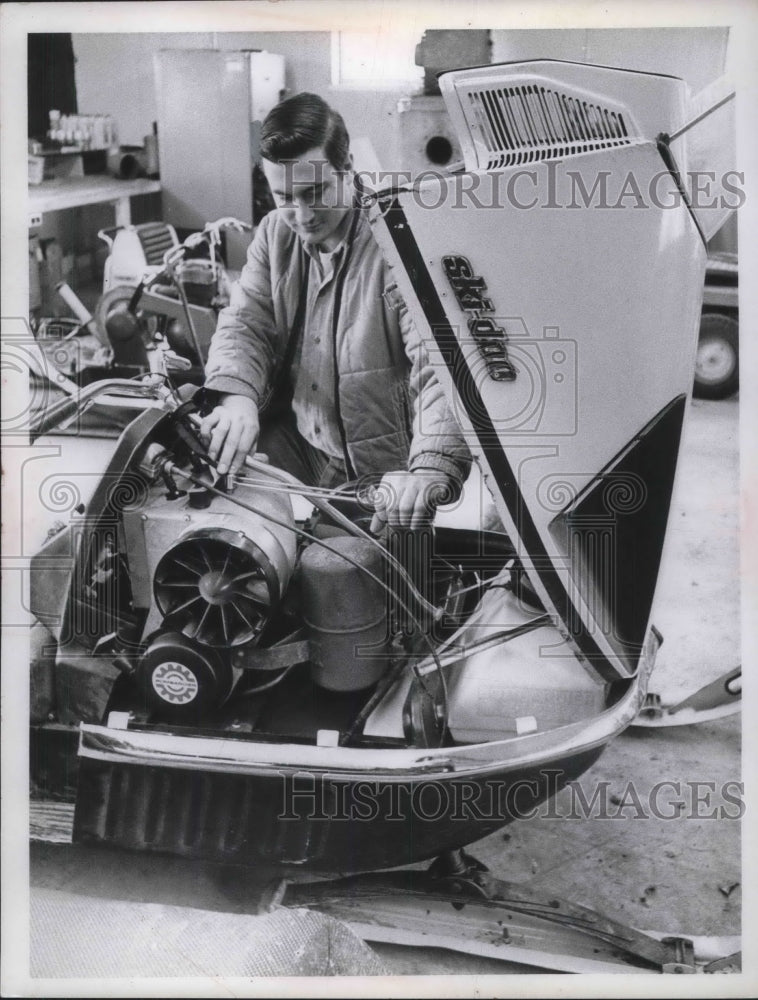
[369,62,708,682]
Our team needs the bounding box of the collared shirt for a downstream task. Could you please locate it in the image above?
[289,232,350,460]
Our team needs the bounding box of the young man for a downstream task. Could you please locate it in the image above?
[201,92,470,530]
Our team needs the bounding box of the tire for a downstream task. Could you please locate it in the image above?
[94,286,161,346]
[94,285,137,346]
[693,312,739,400]
[30,620,57,723]
[94,285,162,368]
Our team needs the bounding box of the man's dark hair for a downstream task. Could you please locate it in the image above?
[260,93,351,170]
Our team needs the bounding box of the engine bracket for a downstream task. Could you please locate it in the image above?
[232,637,310,672]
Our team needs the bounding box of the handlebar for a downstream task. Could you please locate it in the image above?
[96,225,120,250]
[206,217,253,234]
[167,217,252,263]
[98,218,252,269]
[157,218,252,277]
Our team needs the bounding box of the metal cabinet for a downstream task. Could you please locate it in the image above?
[154,49,285,266]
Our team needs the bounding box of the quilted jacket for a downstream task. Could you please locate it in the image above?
[204,206,471,485]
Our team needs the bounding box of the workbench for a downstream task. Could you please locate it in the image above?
[28,175,161,228]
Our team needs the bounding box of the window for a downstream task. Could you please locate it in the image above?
[331,30,423,89]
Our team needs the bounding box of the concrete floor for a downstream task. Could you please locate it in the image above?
[26,395,741,979]
[469,396,742,936]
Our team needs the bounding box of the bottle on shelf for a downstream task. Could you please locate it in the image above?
[47,109,61,144]
[45,110,118,151]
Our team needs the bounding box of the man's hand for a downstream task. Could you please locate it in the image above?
[369,470,456,533]
[199,394,260,475]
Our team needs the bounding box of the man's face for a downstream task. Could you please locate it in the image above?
[262,146,353,250]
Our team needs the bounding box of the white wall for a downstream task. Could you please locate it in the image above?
[73,31,409,166]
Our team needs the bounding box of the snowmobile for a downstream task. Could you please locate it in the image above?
[23,60,738,972]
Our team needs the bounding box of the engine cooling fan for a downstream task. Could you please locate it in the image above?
[154,528,278,647]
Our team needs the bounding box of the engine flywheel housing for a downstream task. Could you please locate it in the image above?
[154,528,278,647]
[136,631,233,719]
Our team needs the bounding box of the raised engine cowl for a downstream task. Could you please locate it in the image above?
[122,481,297,648]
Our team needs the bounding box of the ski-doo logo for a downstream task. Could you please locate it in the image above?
[441,255,516,382]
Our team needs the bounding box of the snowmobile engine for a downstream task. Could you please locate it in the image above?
[121,482,298,719]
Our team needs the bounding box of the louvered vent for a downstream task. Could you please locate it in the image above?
[467,83,635,169]
[135,222,179,265]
